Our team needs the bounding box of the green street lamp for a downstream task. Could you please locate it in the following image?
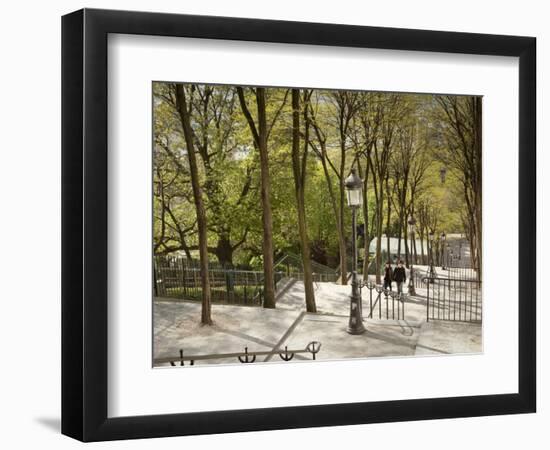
[344,168,365,335]
[407,216,416,296]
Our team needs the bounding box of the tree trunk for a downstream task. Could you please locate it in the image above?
[368,153,381,283]
[396,176,408,263]
[338,162,347,285]
[404,225,409,268]
[236,87,277,307]
[214,235,233,268]
[419,228,425,265]
[413,233,418,265]
[362,206,370,277]
[385,175,391,261]
[255,88,276,308]
[357,159,370,277]
[291,90,316,312]
[474,97,482,281]
[375,180,384,284]
[305,96,348,285]
[318,151,346,285]
[175,85,212,325]
[397,218,402,259]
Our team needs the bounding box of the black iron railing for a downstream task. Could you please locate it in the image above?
[274,252,339,283]
[424,276,482,322]
[154,341,322,366]
[412,265,479,289]
[154,256,284,306]
[443,265,478,281]
[359,281,406,320]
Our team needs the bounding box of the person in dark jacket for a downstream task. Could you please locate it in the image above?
[393,260,407,295]
[383,262,393,293]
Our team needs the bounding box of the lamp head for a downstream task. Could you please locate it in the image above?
[344,168,363,207]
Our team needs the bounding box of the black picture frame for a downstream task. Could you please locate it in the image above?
[62,8,536,442]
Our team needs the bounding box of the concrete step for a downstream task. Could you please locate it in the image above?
[414,320,482,355]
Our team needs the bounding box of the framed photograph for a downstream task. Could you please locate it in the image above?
[62,8,536,442]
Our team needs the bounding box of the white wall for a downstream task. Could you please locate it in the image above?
[0,0,546,448]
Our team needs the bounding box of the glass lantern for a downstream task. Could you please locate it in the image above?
[344,168,363,207]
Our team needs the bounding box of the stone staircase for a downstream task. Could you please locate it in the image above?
[274,280,481,356]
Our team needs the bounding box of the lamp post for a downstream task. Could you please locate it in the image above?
[407,216,416,296]
[428,229,436,280]
[440,232,446,270]
[344,169,366,335]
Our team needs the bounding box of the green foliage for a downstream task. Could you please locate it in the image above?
[153,83,475,269]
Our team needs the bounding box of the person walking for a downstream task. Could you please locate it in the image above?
[383,261,393,294]
[393,260,407,295]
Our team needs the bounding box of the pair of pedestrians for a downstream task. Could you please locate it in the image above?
[383,260,407,295]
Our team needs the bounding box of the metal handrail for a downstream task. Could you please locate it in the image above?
[358,280,406,320]
[421,276,481,284]
[423,276,482,322]
[155,341,322,366]
[274,252,339,283]
[275,251,336,275]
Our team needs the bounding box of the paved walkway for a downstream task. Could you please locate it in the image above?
[154,278,482,366]
[277,279,428,325]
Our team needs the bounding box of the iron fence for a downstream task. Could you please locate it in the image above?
[154,256,284,306]
[274,252,339,283]
[424,276,482,322]
[411,265,479,289]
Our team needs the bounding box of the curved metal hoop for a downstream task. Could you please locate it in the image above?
[306,341,322,360]
[279,346,295,361]
[238,347,257,363]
